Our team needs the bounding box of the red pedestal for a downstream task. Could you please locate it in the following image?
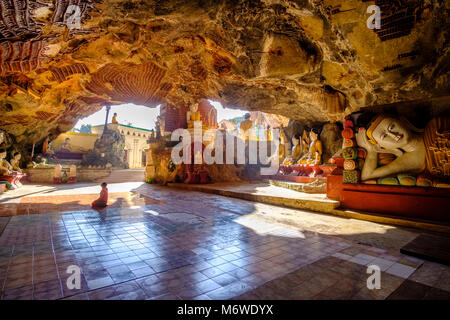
[185,172,200,184]
[53,177,62,184]
[326,175,343,201]
[68,177,77,184]
[199,171,210,184]
[340,183,450,222]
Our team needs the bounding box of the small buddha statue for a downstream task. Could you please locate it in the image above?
[239,113,254,140]
[60,138,72,152]
[298,128,323,165]
[155,116,165,138]
[42,135,50,154]
[112,113,119,124]
[283,135,302,165]
[279,127,291,156]
[10,152,22,173]
[301,130,310,157]
[186,103,201,129]
[0,129,4,145]
[279,137,286,163]
[0,149,13,176]
[266,125,272,141]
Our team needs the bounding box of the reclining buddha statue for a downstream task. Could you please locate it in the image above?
[356,113,450,184]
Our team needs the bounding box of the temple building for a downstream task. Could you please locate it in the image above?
[0,0,449,304]
[91,124,153,169]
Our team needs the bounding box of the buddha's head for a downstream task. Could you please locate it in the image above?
[0,149,6,160]
[302,130,309,142]
[364,114,411,150]
[13,152,21,160]
[310,128,319,142]
[0,130,4,144]
[190,103,198,113]
[292,135,299,146]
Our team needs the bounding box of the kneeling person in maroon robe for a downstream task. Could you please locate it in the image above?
[92,182,108,208]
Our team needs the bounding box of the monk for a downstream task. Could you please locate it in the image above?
[92,182,108,208]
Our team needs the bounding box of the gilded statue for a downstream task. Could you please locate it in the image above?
[112,113,119,124]
[10,152,23,173]
[0,149,13,175]
[186,103,201,129]
[356,114,450,182]
[298,129,323,165]
[300,130,310,157]
[283,135,302,165]
[239,113,254,140]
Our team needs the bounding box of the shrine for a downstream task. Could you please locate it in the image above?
[0,0,449,303]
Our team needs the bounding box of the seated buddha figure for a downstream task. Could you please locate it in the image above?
[60,138,72,152]
[300,130,310,157]
[239,113,254,140]
[283,135,302,165]
[298,129,323,165]
[186,103,201,129]
[0,129,4,146]
[0,149,13,176]
[356,113,450,183]
[112,113,119,124]
[10,152,23,173]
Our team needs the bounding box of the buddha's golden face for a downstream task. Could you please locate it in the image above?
[372,118,410,149]
[0,151,5,159]
[190,104,198,113]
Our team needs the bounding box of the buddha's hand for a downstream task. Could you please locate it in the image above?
[356,128,378,153]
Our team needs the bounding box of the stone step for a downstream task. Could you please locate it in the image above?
[95,169,145,183]
[268,179,326,194]
[167,182,339,213]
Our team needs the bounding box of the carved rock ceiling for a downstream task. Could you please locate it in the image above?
[0,0,448,147]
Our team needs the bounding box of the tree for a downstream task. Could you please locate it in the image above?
[79,124,92,133]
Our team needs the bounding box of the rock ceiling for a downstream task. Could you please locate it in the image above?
[0,0,448,148]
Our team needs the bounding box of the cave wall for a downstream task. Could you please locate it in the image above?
[0,0,448,159]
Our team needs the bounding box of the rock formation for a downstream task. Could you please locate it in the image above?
[0,0,448,156]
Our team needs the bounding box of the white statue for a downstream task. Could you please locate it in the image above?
[356,115,426,180]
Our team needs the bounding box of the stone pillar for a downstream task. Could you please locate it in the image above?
[68,165,77,183]
[53,164,62,184]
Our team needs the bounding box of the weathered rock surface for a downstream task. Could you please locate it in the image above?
[320,123,342,163]
[0,0,448,154]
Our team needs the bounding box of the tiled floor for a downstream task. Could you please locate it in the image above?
[0,182,449,300]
